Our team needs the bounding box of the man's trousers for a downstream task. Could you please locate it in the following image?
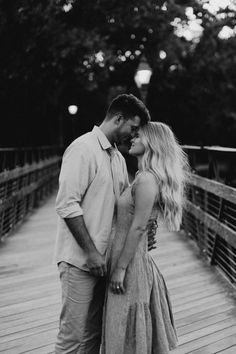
[55,262,106,354]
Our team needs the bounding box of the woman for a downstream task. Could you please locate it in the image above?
[101,122,188,354]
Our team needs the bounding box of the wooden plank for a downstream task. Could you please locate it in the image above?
[0,294,60,318]
[173,288,226,307]
[0,328,58,352]
[1,194,236,353]
[185,200,236,248]
[0,304,60,327]
[189,335,236,354]
[172,325,236,353]
[189,174,236,204]
[174,293,232,314]
[218,346,236,353]
[174,299,235,320]
[0,309,59,331]
[19,344,55,354]
[172,283,224,301]
[178,317,236,345]
[0,321,58,344]
[178,310,236,335]
[176,303,236,328]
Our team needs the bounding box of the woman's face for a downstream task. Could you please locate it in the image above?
[129,130,145,156]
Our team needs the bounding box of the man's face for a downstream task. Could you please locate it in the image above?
[115,115,141,145]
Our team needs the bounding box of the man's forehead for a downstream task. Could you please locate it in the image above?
[129,115,141,127]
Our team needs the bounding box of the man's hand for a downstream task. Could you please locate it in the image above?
[147,219,158,251]
[86,251,107,277]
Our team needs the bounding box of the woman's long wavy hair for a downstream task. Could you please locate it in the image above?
[139,122,189,231]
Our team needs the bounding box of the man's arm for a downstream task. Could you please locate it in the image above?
[65,216,107,277]
[56,144,106,276]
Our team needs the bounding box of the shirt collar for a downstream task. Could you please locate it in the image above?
[92,126,112,150]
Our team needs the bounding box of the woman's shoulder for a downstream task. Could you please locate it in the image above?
[131,171,158,199]
[135,170,157,186]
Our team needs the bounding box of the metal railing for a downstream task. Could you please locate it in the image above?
[183,145,236,186]
[0,146,61,241]
[183,146,236,284]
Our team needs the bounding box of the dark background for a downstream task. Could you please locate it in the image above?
[0,0,236,148]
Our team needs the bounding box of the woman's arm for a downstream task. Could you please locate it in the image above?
[110,172,157,294]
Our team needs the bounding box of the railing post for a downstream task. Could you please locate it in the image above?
[210,198,225,265]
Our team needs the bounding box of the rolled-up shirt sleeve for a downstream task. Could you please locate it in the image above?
[56,143,96,218]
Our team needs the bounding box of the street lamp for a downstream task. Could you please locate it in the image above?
[68,105,78,115]
[67,105,79,141]
[134,55,152,102]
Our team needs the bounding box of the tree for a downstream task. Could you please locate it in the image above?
[1,0,235,146]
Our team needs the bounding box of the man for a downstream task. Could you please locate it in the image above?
[55,94,154,353]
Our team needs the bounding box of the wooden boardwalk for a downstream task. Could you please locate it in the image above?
[0,195,236,354]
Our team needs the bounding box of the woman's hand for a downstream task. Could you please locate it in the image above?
[110,267,126,294]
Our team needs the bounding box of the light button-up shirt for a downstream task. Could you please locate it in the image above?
[55,126,129,270]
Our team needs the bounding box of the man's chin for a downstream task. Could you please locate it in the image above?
[117,143,130,154]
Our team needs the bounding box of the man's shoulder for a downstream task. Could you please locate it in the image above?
[71,131,96,147]
[65,131,98,154]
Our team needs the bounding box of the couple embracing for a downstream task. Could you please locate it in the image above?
[54,94,188,354]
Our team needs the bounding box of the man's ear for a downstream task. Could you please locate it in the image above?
[114,113,123,126]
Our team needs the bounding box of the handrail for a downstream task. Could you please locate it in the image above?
[183,173,236,284]
[183,145,236,186]
[189,174,236,204]
[0,153,61,241]
[183,145,236,152]
[0,145,62,172]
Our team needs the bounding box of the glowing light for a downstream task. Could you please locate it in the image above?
[185,7,196,20]
[134,70,152,88]
[161,2,167,11]
[63,4,72,12]
[95,51,104,63]
[68,105,78,115]
[218,25,235,39]
[169,65,177,72]
[125,50,132,57]
[203,0,235,14]
[159,50,167,59]
[120,56,126,62]
[134,56,152,88]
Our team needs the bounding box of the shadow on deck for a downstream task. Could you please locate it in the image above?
[0,195,236,354]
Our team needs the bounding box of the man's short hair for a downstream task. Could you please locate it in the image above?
[106,94,151,126]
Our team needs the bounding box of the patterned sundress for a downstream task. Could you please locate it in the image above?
[101,175,178,354]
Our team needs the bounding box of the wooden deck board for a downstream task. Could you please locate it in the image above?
[0,194,236,353]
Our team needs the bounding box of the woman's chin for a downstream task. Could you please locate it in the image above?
[128,148,135,156]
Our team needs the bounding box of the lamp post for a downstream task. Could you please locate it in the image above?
[134,55,152,103]
[68,105,79,141]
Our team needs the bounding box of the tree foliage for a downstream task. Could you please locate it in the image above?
[0,0,235,146]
